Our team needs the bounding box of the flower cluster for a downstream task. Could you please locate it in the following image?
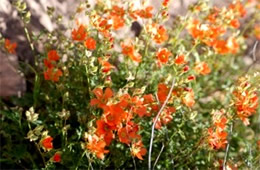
[43,50,63,82]
[208,109,228,150]
[87,87,152,160]
[233,77,259,126]
[71,24,97,50]
[187,1,246,55]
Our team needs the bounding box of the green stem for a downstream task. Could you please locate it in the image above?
[75,150,87,170]
[35,142,46,167]
[85,65,91,101]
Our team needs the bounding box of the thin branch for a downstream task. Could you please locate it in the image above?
[153,143,165,170]
[245,41,259,73]
[252,41,258,62]
[223,122,233,170]
[148,78,176,170]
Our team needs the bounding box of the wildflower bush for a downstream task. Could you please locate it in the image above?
[1,0,260,169]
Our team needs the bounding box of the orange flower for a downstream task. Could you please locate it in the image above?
[208,128,228,150]
[153,25,168,44]
[98,57,115,73]
[229,1,246,17]
[96,119,114,145]
[121,42,142,63]
[143,94,155,104]
[110,5,124,17]
[129,53,142,63]
[230,19,240,29]
[154,106,176,129]
[131,140,147,160]
[90,87,113,109]
[48,50,60,61]
[87,135,109,159]
[118,127,131,145]
[44,68,63,82]
[121,43,135,56]
[212,39,230,54]
[156,48,172,64]
[52,152,61,163]
[233,90,258,126]
[226,37,239,54]
[136,6,153,19]
[71,24,87,41]
[175,54,186,65]
[111,16,124,30]
[134,105,148,117]
[5,39,17,54]
[208,110,228,150]
[104,104,124,127]
[194,62,211,75]
[84,37,96,50]
[207,7,220,24]
[182,89,195,107]
[44,68,62,82]
[187,19,203,39]
[157,83,169,103]
[41,136,53,151]
[126,121,141,140]
[162,0,170,7]
[44,59,54,69]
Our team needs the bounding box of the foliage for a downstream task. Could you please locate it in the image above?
[1,0,260,169]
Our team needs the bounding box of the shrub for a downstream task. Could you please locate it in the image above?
[1,0,260,169]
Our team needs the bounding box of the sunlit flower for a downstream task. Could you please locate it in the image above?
[162,0,170,7]
[71,24,87,41]
[87,135,109,159]
[230,19,240,29]
[118,127,131,145]
[229,1,247,17]
[121,42,142,63]
[84,37,96,50]
[96,119,114,145]
[156,48,172,64]
[153,25,168,44]
[233,89,258,126]
[41,136,53,151]
[175,54,186,65]
[194,62,211,75]
[98,57,115,73]
[136,6,153,19]
[182,88,195,107]
[90,87,113,109]
[110,5,124,17]
[131,140,147,160]
[157,83,169,103]
[208,127,228,150]
[154,106,176,129]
